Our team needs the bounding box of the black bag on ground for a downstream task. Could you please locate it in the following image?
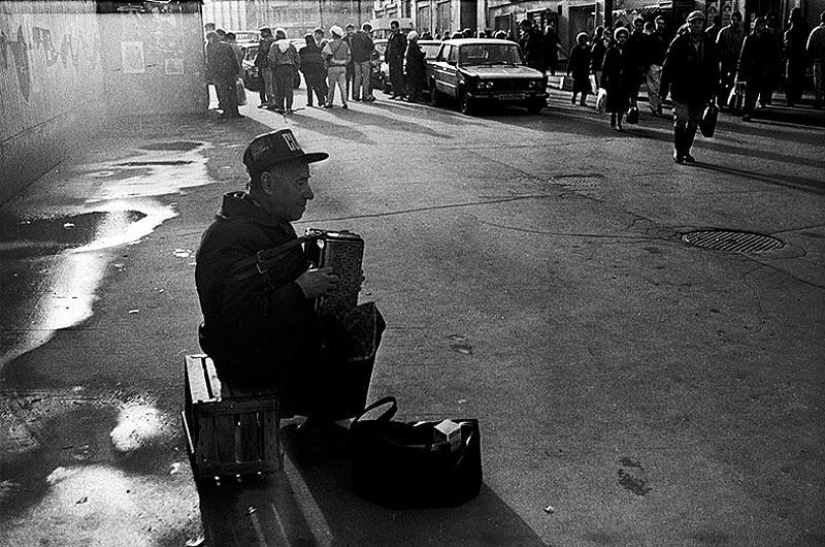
[350,396,483,508]
[700,103,719,138]
[626,106,639,124]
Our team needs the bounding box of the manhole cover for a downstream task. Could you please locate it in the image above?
[682,230,784,254]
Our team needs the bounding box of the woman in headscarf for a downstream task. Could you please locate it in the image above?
[267,28,301,113]
[322,26,351,108]
[601,26,632,130]
[404,31,427,102]
[300,33,328,107]
[567,31,592,106]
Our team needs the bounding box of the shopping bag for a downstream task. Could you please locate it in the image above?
[589,74,598,94]
[596,88,608,115]
[350,396,483,508]
[700,103,719,138]
[236,77,247,106]
[626,105,639,124]
[727,81,745,112]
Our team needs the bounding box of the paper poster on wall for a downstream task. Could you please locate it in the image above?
[165,58,184,75]
[121,41,145,74]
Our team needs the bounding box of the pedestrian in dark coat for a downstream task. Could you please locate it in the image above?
[404,31,427,102]
[784,8,810,106]
[567,32,592,106]
[544,22,562,75]
[660,10,720,162]
[300,33,328,107]
[206,31,241,118]
[591,27,612,87]
[519,19,545,72]
[737,17,776,120]
[601,27,632,130]
[255,28,275,107]
[387,20,407,99]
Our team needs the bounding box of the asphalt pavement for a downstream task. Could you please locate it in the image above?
[1,84,823,547]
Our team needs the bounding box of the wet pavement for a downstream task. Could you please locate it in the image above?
[1,86,824,547]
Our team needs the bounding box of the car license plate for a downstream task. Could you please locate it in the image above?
[498,93,526,101]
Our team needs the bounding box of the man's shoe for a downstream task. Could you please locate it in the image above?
[673,151,685,163]
[342,104,348,109]
[683,152,697,163]
[323,104,333,109]
[365,96,376,102]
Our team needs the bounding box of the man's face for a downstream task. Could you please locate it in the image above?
[655,18,666,32]
[688,18,705,35]
[391,23,399,33]
[314,31,323,42]
[732,15,742,28]
[260,161,313,222]
[617,32,628,44]
[634,20,644,31]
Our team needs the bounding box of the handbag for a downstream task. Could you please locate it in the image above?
[596,87,608,115]
[350,397,483,508]
[700,102,719,138]
[626,105,639,124]
[236,77,247,106]
[727,81,745,112]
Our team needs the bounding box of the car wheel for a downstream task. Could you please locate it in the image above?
[458,87,475,115]
[430,80,443,106]
[526,99,544,114]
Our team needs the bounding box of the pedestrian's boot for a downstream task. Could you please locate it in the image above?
[673,126,685,163]
[683,125,698,164]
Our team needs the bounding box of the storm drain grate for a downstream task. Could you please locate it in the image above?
[549,174,604,189]
[682,230,784,254]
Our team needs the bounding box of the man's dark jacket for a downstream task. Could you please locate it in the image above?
[195,191,317,399]
[351,30,375,63]
[387,31,407,64]
[660,31,720,104]
[206,40,239,81]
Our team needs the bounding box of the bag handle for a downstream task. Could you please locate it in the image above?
[353,396,398,424]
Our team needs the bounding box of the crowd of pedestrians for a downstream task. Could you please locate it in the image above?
[554,9,824,160]
[206,8,825,134]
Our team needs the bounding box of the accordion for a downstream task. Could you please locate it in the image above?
[304,229,364,318]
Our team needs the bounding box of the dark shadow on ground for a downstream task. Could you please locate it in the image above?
[278,425,547,547]
[195,471,318,547]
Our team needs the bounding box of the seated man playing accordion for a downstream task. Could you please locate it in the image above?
[195,129,384,456]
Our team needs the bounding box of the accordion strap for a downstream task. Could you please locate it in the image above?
[229,232,322,282]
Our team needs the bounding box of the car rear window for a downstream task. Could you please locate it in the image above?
[459,43,522,65]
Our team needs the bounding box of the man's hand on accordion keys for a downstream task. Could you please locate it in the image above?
[295,267,340,299]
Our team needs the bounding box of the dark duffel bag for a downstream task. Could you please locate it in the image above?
[350,396,483,509]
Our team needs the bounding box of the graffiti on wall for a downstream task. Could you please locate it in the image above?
[0,23,99,101]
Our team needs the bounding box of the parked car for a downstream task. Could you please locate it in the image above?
[427,38,547,115]
[373,38,441,95]
[240,43,260,91]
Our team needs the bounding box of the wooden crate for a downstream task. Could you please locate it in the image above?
[183,354,281,479]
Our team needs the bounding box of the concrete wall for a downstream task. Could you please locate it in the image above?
[97,3,208,118]
[0,0,104,204]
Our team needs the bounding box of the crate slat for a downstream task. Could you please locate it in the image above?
[185,354,214,404]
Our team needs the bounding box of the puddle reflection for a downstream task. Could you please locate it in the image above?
[0,140,213,369]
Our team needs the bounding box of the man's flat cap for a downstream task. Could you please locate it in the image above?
[243,129,328,172]
[687,10,706,21]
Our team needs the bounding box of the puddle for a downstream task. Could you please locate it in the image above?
[0,140,212,369]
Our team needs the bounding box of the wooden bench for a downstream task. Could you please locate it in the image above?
[183,354,281,479]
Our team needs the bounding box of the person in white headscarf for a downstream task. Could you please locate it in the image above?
[322,26,352,108]
[404,31,427,102]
